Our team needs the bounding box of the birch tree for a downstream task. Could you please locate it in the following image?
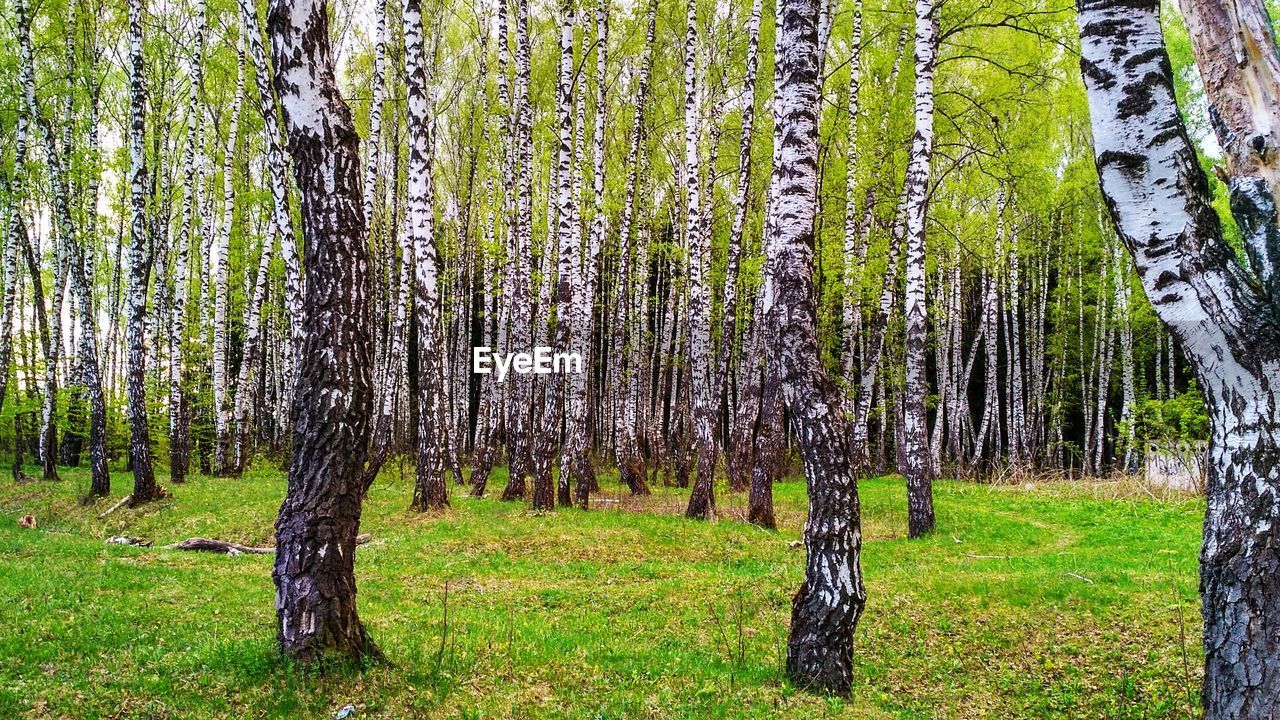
[767,0,865,691]
[1078,0,1280,713]
[267,0,380,661]
[124,0,160,503]
[901,0,937,538]
[407,0,449,512]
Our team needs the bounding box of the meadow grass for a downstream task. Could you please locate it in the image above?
[0,463,1203,718]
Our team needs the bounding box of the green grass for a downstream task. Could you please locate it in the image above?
[0,463,1204,719]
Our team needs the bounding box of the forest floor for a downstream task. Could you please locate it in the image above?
[0,463,1204,719]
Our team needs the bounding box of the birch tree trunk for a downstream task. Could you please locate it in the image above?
[212,41,245,475]
[361,0,389,242]
[170,1,205,485]
[125,0,160,503]
[1078,3,1280,714]
[501,0,536,501]
[406,0,449,512]
[567,0,608,508]
[769,0,865,691]
[839,0,864,385]
[901,0,937,538]
[721,0,763,494]
[610,0,657,496]
[268,0,380,661]
[532,0,577,512]
[230,223,276,474]
[0,108,25,439]
[69,200,109,497]
[17,0,67,484]
[240,0,302,396]
[683,0,718,520]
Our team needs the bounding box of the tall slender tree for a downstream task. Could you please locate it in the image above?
[684,0,717,520]
[407,0,449,511]
[125,0,160,503]
[768,0,865,691]
[901,0,937,538]
[169,0,205,485]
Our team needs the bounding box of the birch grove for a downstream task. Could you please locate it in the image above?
[2,0,1277,712]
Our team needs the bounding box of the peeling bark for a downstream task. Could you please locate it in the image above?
[1078,2,1280,714]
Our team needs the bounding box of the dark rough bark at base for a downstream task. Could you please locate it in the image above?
[557,471,572,507]
[501,469,527,501]
[567,453,595,509]
[86,405,109,497]
[470,445,496,498]
[787,566,860,693]
[267,0,380,666]
[619,456,650,496]
[746,465,775,529]
[685,402,718,519]
[684,474,714,519]
[170,394,191,484]
[906,473,935,538]
[1200,429,1280,719]
[748,369,783,530]
[412,470,451,511]
[530,424,557,510]
[275,501,382,663]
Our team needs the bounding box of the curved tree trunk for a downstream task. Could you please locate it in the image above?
[267,0,380,662]
[1078,2,1280,715]
[769,0,866,693]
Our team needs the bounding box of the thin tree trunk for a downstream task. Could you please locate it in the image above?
[212,40,245,475]
[684,0,717,520]
[901,0,937,538]
[407,0,449,512]
[124,0,159,503]
[721,0,763,493]
[230,222,276,474]
[501,0,535,501]
[170,1,205,485]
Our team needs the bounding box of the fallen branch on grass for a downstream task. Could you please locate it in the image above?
[162,538,275,554]
[98,495,132,519]
[157,533,374,556]
[107,536,153,547]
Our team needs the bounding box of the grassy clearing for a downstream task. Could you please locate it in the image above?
[0,463,1203,719]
